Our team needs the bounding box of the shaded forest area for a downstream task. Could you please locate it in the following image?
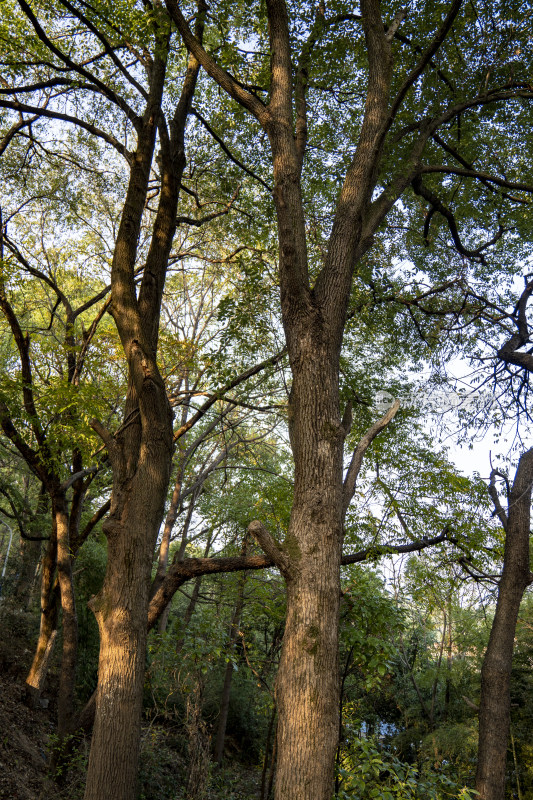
[1,1,533,798]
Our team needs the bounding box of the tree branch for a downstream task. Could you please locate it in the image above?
[175,185,240,227]
[16,0,141,126]
[0,114,38,157]
[488,469,509,531]
[146,527,453,629]
[0,98,132,161]
[385,0,462,133]
[420,164,533,196]
[60,467,99,493]
[412,175,505,264]
[55,0,148,99]
[173,348,286,442]
[164,0,267,121]
[190,108,272,191]
[248,519,292,578]
[342,399,400,519]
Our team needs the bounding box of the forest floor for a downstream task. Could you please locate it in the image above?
[0,669,56,800]
[0,605,53,800]
[0,604,263,800]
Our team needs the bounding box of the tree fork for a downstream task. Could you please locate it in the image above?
[83,9,206,796]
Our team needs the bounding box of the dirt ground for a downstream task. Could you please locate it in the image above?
[0,607,55,800]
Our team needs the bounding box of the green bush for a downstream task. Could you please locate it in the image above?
[336,734,478,800]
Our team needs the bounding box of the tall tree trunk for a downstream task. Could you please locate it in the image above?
[160,3,397,797]
[83,94,173,800]
[84,436,172,800]
[25,534,58,704]
[214,563,248,765]
[84,14,204,792]
[272,349,344,800]
[476,448,533,800]
[54,494,78,739]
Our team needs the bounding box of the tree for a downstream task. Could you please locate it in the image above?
[162,1,533,796]
[4,1,533,796]
[392,263,533,797]
[1,2,296,792]
[0,1,210,795]
[0,194,117,741]
[475,453,533,800]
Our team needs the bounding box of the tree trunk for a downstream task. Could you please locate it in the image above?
[84,425,173,800]
[157,485,197,633]
[54,494,78,739]
[476,448,533,800]
[214,568,247,765]
[335,645,355,795]
[153,460,184,600]
[15,536,42,606]
[273,349,344,800]
[26,625,58,705]
[174,520,215,644]
[83,9,204,788]
[444,601,452,721]
[25,535,58,704]
[261,705,277,800]
[152,425,189,610]
[161,3,399,798]
[185,678,211,800]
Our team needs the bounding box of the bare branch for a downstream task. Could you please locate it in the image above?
[60,467,98,493]
[488,469,509,530]
[342,399,400,519]
[385,7,407,42]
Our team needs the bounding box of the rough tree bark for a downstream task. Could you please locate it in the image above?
[164,2,402,794]
[83,12,205,797]
[54,493,79,739]
[25,533,58,705]
[170,1,498,793]
[475,449,533,800]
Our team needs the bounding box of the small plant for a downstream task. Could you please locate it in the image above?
[46,732,88,800]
